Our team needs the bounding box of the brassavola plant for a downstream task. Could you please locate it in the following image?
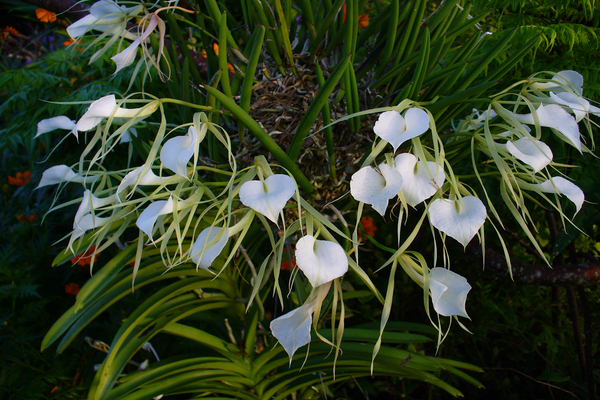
[35,0,598,398]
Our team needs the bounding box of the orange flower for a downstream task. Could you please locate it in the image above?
[8,170,31,186]
[279,246,297,271]
[65,283,80,295]
[358,14,369,29]
[358,216,377,238]
[3,26,18,35]
[212,43,235,73]
[16,212,36,223]
[63,38,81,46]
[71,246,99,266]
[35,8,57,23]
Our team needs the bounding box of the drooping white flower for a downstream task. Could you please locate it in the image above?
[428,267,471,318]
[111,13,159,73]
[503,137,553,173]
[35,116,76,138]
[550,91,600,122]
[521,177,584,214]
[160,125,205,178]
[532,70,583,95]
[190,226,229,271]
[70,214,111,245]
[350,164,403,216]
[270,300,316,360]
[37,165,99,188]
[511,104,581,152]
[239,174,295,224]
[429,196,487,247]
[66,0,140,41]
[76,95,159,133]
[295,235,348,288]
[393,154,445,207]
[69,190,115,247]
[136,196,174,240]
[116,166,172,201]
[373,109,430,151]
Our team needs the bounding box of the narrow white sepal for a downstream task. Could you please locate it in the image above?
[239,174,295,224]
[190,226,229,271]
[429,196,487,247]
[136,197,174,240]
[505,137,553,173]
[429,267,471,318]
[270,300,316,360]
[394,154,445,207]
[295,235,348,288]
[373,109,430,151]
[350,164,403,216]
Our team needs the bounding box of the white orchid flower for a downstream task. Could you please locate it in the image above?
[116,166,173,201]
[295,235,348,288]
[35,116,76,138]
[67,0,140,41]
[464,108,497,131]
[111,13,160,73]
[190,226,229,271]
[429,196,487,247]
[428,267,471,318]
[350,164,403,216]
[393,154,445,207]
[520,177,584,214]
[160,125,206,178]
[70,214,111,245]
[136,196,174,240]
[497,137,553,173]
[69,190,115,248]
[532,70,583,95]
[76,95,159,133]
[239,174,295,224]
[510,104,581,152]
[270,300,317,360]
[549,91,600,122]
[37,165,99,188]
[373,109,430,151]
[119,127,138,144]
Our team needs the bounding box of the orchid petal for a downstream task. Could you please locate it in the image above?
[350,164,403,216]
[550,91,590,122]
[117,166,171,200]
[75,190,115,228]
[373,109,429,151]
[71,213,111,243]
[67,0,139,40]
[505,137,553,173]
[394,154,445,207]
[512,104,581,152]
[160,126,202,178]
[136,196,174,239]
[37,165,98,188]
[295,235,348,288]
[111,38,140,73]
[533,177,584,213]
[270,300,316,360]
[119,127,138,144]
[429,267,471,318]
[533,70,584,95]
[36,116,76,138]
[76,95,157,132]
[190,226,229,271]
[239,174,295,224]
[429,196,487,247]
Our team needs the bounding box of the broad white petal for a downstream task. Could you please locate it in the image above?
[429,267,471,318]
[37,165,97,188]
[506,137,553,173]
[117,166,170,200]
[373,109,429,151]
[536,177,584,213]
[160,126,200,178]
[350,164,403,216]
[190,226,229,271]
[75,190,115,229]
[532,70,584,95]
[119,127,137,144]
[550,91,589,122]
[111,38,140,73]
[239,175,295,224]
[394,154,445,207]
[136,197,174,239]
[295,235,348,288]
[270,300,316,359]
[36,116,76,137]
[66,14,98,39]
[76,95,118,132]
[512,104,581,152]
[71,214,111,243]
[429,196,487,247]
